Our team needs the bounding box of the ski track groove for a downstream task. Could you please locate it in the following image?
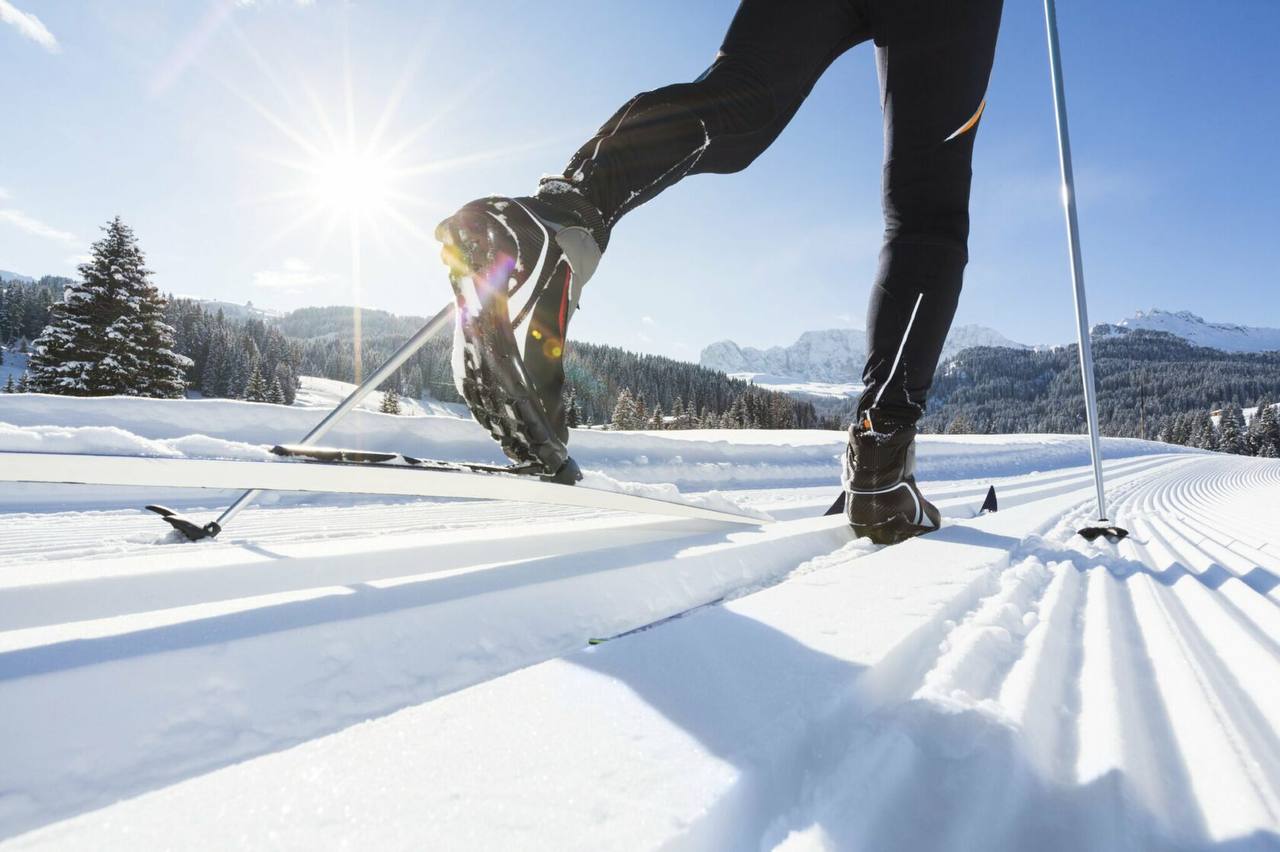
[770,454,1279,850]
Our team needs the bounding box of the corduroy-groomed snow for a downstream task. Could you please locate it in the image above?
[1,393,1278,851]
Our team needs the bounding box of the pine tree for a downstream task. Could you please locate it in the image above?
[266,376,286,405]
[565,388,580,429]
[611,389,636,430]
[243,365,268,402]
[16,371,30,393]
[380,386,402,415]
[1253,400,1280,458]
[1193,413,1218,451]
[28,218,190,397]
[2,375,14,393]
[1218,403,1246,454]
[946,413,976,434]
[670,396,685,430]
[649,403,665,431]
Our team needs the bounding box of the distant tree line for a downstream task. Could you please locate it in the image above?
[1151,401,1280,458]
[0,276,67,348]
[565,341,825,429]
[165,299,301,404]
[908,332,1280,451]
[604,384,821,430]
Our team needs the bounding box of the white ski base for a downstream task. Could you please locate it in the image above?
[0,451,767,527]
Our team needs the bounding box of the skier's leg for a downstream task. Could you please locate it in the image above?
[562,0,871,229]
[857,0,1004,427]
[844,0,1003,543]
[439,0,870,475]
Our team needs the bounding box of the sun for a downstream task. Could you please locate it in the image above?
[307,145,395,218]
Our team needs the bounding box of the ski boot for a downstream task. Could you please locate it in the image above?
[840,412,941,544]
[435,180,608,484]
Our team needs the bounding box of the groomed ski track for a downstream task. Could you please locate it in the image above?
[1,410,1277,849]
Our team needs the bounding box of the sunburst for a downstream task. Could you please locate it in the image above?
[196,8,557,383]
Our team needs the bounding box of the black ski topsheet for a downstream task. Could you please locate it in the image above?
[272,445,398,464]
[271,444,544,477]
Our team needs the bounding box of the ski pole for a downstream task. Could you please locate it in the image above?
[1043,0,1126,541]
[149,300,455,540]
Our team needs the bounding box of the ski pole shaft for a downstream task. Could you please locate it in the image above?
[1044,0,1109,523]
[209,300,455,534]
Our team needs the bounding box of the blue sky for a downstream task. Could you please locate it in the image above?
[2,0,1278,359]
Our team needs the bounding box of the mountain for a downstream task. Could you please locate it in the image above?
[700,324,1030,385]
[701,329,865,384]
[1094,309,1280,353]
[0,270,34,283]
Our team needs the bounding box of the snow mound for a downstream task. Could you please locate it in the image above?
[578,470,773,521]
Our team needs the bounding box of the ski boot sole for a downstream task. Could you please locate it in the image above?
[436,209,578,483]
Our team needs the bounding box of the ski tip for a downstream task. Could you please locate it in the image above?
[1078,525,1128,543]
[980,485,998,514]
[145,505,219,542]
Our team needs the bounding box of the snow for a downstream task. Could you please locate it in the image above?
[1096,308,1280,352]
[292,374,468,418]
[0,348,27,387]
[0,395,1277,850]
[729,372,864,400]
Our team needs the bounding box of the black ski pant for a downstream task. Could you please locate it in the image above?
[559,0,1003,428]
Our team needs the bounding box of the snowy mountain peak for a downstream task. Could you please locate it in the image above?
[700,324,1028,384]
[1095,308,1280,353]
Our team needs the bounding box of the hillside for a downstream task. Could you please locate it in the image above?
[918,330,1280,437]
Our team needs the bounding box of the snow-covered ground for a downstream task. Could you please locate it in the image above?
[730,372,863,401]
[1,394,1278,850]
[0,348,28,387]
[291,375,468,418]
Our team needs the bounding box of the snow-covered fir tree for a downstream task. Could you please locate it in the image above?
[564,388,580,429]
[1251,400,1279,457]
[2,374,13,393]
[28,218,190,397]
[266,376,286,405]
[243,365,268,402]
[611,389,638,430]
[1192,413,1218,451]
[16,371,30,393]
[379,386,402,415]
[1217,403,1246,454]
